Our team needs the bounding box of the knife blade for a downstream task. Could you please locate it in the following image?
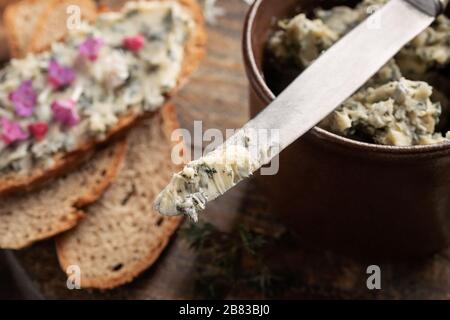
[155,0,447,221]
[246,0,438,152]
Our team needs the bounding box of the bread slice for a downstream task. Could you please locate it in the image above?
[0,22,10,61]
[56,103,183,289]
[0,0,19,12]
[0,139,127,249]
[29,0,97,53]
[96,0,129,11]
[3,0,48,58]
[0,0,206,196]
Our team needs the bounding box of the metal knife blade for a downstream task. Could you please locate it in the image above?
[155,0,446,220]
[243,0,436,152]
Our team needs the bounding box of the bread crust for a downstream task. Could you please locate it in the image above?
[28,0,97,53]
[55,103,184,289]
[0,0,206,196]
[3,0,43,58]
[4,0,96,57]
[0,138,127,249]
[0,0,18,11]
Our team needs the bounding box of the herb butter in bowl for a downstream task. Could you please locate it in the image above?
[244,0,450,258]
[266,0,450,147]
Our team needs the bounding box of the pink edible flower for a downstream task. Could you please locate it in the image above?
[122,34,145,52]
[28,122,49,141]
[51,99,80,127]
[78,37,104,61]
[48,59,76,89]
[9,80,37,117]
[1,117,28,145]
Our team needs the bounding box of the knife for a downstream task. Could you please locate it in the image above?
[155,0,449,221]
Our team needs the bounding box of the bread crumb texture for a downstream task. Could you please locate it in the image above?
[56,105,183,289]
[0,140,127,249]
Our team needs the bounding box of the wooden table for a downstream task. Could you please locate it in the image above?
[4,0,450,299]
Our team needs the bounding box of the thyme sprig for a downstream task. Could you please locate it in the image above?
[180,221,296,299]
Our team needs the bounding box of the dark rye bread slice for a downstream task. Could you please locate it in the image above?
[0,139,127,249]
[56,103,183,289]
[0,0,206,195]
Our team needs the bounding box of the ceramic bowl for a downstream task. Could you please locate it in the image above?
[243,0,450,259]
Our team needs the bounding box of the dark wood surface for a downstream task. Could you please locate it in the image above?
[2,0,450,299]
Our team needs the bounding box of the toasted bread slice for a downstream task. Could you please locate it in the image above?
[0,139,127,249]
[0,0,206,196]
[0,0,19,12]
[96,0,129,11]
[0,22,9,61]
[3,0,48,58]
[29,0,97,53]
[56,103,183,289]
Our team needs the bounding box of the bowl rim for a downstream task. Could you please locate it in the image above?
[243,0,450,155]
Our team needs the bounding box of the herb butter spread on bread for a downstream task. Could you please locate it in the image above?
[0,1,201,193]
[268,0,450,146]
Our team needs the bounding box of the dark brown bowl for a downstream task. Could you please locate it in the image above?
[243,0,450,259]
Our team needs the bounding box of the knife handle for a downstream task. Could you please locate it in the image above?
[406,0,448,16]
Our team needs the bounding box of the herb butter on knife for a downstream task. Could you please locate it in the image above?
[154,144,259,221]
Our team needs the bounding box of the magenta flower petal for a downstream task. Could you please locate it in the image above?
[122,34,145,52]
[9,80,37,117]
[79,37,104,61]
[1,117,29,145]
[28,122,49,141]
[48,59,76,89]
[51,99,80,127]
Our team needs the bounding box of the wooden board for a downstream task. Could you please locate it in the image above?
[5,0,450,299]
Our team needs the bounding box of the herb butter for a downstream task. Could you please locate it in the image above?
[0,1,194,172]
[320,78,444,146]
[155,144,259,221]
[397,15,450,76]
[268,0,450,146]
